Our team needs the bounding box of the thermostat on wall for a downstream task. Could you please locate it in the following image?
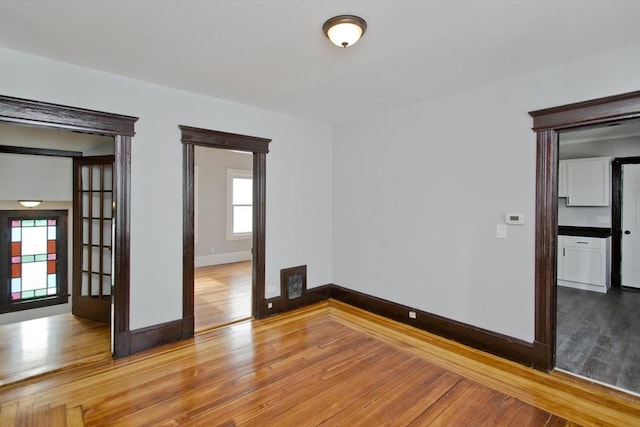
[505,214,525,225]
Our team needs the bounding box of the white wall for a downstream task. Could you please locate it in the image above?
[194,146,252,266]
[332,44,640,343]
[0,122,112,154]
[0,47,333,329]
[558,136,640,227]
[2,43,638,343]
[0,154,72,201]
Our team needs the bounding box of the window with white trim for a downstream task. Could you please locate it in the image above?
[227,169,252,240]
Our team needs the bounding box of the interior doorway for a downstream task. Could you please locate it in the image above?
[528,91,640,389]
[193,146,253,331]
[0,125,114,384]
[555,119,640,393]
[180,125,270,340]
[621,162,640,289]
[0,95,137,363]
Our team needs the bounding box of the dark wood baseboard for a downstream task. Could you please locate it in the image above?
[329,285,533,366]
[263,283,534,367]
[533,340,553,372]
[261,285,333,318]
[130,319,184,354]
[171,282,535,368]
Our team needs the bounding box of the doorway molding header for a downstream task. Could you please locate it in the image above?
[0,95,137,136]
[529,90,640,131]
[179,125,270,153]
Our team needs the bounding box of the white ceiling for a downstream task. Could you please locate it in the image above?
[0,0,638,124]
[560,117,640,145]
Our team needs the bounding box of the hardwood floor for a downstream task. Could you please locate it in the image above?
[194,261,251,331]
[2,301,639,426]
[0,314,110,387]
[557,286,640,394]
[0,261,249,388]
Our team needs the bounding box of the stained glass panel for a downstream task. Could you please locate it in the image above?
[9,217,58,301]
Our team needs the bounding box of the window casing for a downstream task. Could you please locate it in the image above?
[226,169,252,240]
[0,210,68,313]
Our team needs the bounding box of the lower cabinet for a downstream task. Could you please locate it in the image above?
[557,235,610,293]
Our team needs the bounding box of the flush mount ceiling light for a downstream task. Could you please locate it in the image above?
[323,15,367,48]
[19,200,42,208]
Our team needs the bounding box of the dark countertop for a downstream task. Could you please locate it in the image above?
[558,226,611,238]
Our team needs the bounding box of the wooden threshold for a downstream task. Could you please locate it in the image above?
[0,300,637,426]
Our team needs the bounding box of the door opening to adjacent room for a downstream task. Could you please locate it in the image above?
[554,118,640,394]
[0,124,115,385]
[193,146,253,331]
[180,126,270,340]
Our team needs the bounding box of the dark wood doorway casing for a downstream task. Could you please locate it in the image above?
[612,156,640,288]
[0,95,138,358]
[528,91,640,371]
[180,125,270,339]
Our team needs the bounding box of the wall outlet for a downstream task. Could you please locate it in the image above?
[267,302,273,309]
[210,246,215,253]
[409,311,417,319]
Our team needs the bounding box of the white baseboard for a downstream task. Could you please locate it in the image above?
[557,279,607,293]
[0,302,71,325]
[195,251,252,268]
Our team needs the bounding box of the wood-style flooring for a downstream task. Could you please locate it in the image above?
[2,301,639,426]
[0,261,250,387]
[0,315,110,387]
[194,261,251,331]
[557,286,640,394]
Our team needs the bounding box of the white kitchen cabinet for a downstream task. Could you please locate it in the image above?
[558,161,567,198]
[563,157,610,206]
[557,235,610,293]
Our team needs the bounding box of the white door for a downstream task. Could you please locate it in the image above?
[622,163,640,288]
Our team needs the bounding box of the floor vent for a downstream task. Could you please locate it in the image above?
[281,265,307,300]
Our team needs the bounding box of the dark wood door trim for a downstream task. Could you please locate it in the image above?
[0,95,138,359]
[0,95,136,136]
[0,145,82,158]
[182,143,196,338]
[528,91,640,371]
[180,126,270,153]
[180,126,270,339]
[612,156,640,288]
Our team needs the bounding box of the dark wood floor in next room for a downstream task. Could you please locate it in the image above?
[557,285,640,393]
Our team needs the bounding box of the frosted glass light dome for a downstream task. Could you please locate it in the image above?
[323,15,367,48]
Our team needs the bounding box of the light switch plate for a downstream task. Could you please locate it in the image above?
[496,224,507,239]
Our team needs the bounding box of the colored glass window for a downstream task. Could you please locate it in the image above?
[10,218,57,301]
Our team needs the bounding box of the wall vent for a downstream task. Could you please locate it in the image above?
[280,265,307,300]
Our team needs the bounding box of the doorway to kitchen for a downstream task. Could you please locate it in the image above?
[529,91,640,380]
[555,119,640,393]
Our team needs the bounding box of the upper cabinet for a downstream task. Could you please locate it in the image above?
[559,157,610,206]
[558,161,568,198]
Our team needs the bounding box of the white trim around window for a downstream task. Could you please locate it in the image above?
[226,168,253,241]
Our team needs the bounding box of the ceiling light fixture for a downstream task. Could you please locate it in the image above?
[323,15,367,48]
[19,200,42,208]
